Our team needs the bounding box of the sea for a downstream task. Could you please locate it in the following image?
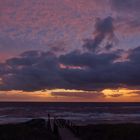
[0,102,140,125]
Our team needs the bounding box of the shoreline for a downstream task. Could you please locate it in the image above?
[1,118,140,126]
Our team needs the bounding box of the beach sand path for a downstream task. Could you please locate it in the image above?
[58,127,80,140]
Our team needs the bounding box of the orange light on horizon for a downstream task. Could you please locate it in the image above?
[0,88,140,102]
[102,88,140,98]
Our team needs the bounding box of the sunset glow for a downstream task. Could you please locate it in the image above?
[0,88,139,102]
[102,89,140,98]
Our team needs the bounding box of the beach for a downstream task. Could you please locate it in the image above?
[78,123,140,140]
[0,118,140,140]
[0,102,140,139]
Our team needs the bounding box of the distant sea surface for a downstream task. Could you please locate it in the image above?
[0,102,140,125]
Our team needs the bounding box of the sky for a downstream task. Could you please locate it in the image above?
[0,0,140,102]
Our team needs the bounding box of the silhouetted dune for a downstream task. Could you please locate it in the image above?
[78,123,140,140]
[1,118,140,140]
[0,119,57,140]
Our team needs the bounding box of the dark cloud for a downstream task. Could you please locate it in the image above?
[59,48,140,91]
[51,91,103,98]
[0,45,140,91]
[83,16,114,52]
[59,50,119,68]
[0,51,65,91]
[0,16,140,92]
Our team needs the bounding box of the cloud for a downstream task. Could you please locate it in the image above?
[0,16,140,92]
[0,0,112,59]
[0,51,62,91]
[0,45,140,91]
[83,16,114,52]
[0,0,140,62]
[59,50,119,68]
[51,91,104,100]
